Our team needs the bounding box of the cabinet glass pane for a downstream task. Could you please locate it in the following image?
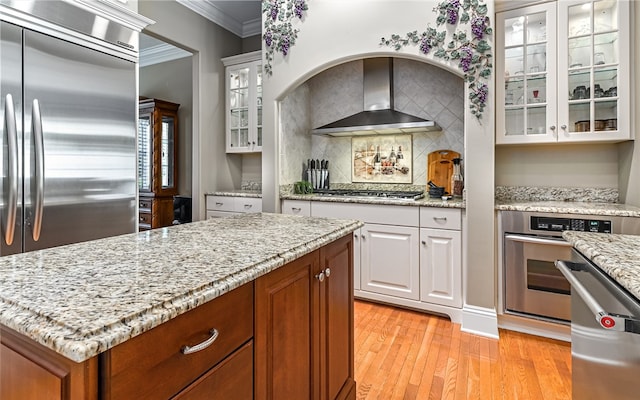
[569,102,590,132]
[505,16,525,46]
[240,128,249,147]
[505,76,524,105]
[568,36,591,67]
[594,100,617,129]
[569,69,590,100]
[593,32,618,64]
[138,115,151,191]
[527,12,547,43]
[568,3,592,37]
[505,108,524,136]
[505,47,524,76]
[240,109,248,127]
[527,106,547,135]
[527,44,546,73]
[594,0,618,33]
[527,76,546,104]
[594,67,617,98]
[257,127,262,146]
[161,116,175,189]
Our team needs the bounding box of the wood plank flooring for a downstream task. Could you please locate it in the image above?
[354,300,572,400]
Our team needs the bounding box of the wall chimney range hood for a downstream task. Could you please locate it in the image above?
[311,58,441,137]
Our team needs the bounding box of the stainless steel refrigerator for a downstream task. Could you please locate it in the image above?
[1,4,138,256]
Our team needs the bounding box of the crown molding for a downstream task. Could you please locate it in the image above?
[176,0,261,38]
[140,43,191,67]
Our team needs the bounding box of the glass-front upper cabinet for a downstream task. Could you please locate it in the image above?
[558,0,630,142]
[497,0,631,145]
[497,3,557,144]
[222,51,262,153]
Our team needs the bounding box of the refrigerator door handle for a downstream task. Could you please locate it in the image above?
[3,94,19,245]
[31,99,45,241]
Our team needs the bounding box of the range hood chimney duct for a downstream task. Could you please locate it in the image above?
[311,58,441,137]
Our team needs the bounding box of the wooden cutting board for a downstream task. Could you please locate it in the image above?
[427,150,460,194]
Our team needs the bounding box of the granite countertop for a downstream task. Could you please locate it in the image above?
[496,200,640,217]
[0,213,362,363]
[206,190,262,198]
[563,231,640,301]
[281,193,465,209]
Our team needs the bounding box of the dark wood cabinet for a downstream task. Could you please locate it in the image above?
[138,98,179,231]
[255,234,356,400]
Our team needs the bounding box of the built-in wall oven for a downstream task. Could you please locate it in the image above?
[502,211,640,323]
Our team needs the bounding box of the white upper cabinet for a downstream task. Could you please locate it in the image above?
[496,0,631,144]
[222,51,263,153]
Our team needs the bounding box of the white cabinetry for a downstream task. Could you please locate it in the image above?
[206,195,262,219]
[304,200,463,322]
[281,200,312,216]
[496,0,631,144]
[221,51,262,153]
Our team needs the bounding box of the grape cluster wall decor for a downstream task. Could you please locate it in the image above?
[381,0,493,120]
[262,0,309,75]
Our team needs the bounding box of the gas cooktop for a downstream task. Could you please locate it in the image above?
[313,189,424,200]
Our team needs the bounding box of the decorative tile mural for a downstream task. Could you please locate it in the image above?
[352,135,412,183]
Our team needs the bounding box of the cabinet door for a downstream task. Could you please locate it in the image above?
[352,229,361,291]
[360,224,420,300]
[254,251,319,400]
[319,235,355,400]
[226,59,262,153]
[496,3,558,144]
[420,228,462,308]
[557,0,630,142]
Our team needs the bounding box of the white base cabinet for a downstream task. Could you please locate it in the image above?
[206,195,262,219]
[360,224,420,301]
[420,228,462,308]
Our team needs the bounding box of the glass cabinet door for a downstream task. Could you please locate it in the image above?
[256,65,262,148]
[558,0,629,141]
[229,66,250,150]
[497,3,557,144]
[138,113,152,192]
[160,114,175,189]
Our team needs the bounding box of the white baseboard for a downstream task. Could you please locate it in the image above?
[461,305,499,339]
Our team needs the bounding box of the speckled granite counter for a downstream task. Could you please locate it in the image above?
[281,193,465,208]
[0,213,362,363]
[496,200,640,217]
[563,231,640,301]
[206,190,262,198]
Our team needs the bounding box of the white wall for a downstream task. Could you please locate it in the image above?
[262,1,496,317]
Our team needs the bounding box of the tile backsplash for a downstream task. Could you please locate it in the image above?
[280,58,464,186]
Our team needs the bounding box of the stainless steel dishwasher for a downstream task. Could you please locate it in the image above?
[556,251,640,400]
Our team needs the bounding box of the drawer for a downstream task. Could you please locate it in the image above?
[139,212,152,225]
[103,283,254,400]
[281,200,311,216]
[312,202,419,227]
[172,341,253,400]
[139,198,152,210]
[234,197,262,213]
[420,207,461,230]
[206,210,240,219]
[206,195,235,212]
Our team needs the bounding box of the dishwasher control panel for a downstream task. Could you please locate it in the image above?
[531,216,612,233]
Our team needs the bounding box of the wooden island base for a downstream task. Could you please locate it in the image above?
[1,234,355,400]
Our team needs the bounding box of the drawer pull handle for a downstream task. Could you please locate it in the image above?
[292,207,301,212]
[215,202,223,206]
[244,204,252,209]
[181,328,219,355]
[433,217,447,221]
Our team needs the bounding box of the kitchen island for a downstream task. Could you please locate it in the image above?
[0,213,362,399]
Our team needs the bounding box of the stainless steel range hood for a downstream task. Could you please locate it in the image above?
[311,58,441,137]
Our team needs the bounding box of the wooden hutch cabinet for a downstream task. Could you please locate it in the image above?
[138,98,179,231]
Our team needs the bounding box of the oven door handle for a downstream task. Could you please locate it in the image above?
[555,260,640,334]
[504,234,572,247]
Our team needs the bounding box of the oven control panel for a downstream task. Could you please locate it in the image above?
[531,216,612,233]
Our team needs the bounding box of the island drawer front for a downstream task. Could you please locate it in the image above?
[206,195,235,212]
[172,340,253,400]
[420,208,461,230]
[102,282,254,400]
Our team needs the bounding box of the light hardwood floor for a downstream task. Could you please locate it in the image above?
[354,300,572,400]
